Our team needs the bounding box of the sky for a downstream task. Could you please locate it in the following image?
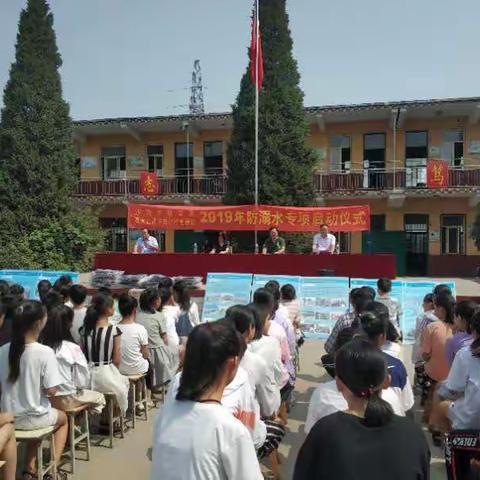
[0,0,479,121]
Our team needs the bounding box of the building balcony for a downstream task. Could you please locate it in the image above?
[314,167,480,197]
[75,175,227,201]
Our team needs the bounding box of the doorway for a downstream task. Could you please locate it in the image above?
[404,214,429,276]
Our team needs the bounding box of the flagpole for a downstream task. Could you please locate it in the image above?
[254,0,259,252]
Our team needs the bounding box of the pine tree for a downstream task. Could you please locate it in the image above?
[225,0,315,207]
[0,0,104,270]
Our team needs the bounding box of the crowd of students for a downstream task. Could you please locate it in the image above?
[1,273,480,478]
[0,274,201,479]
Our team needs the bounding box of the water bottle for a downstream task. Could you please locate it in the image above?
[193,242,198,254]
[254,243,259,254]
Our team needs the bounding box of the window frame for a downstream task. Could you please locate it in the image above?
[147,144,164,177]
[440,214,465,255]
[203,141,224,176]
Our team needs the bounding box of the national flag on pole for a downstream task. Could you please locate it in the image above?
[249,1,264,90]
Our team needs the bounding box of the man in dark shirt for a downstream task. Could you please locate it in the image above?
[262,227,286,255]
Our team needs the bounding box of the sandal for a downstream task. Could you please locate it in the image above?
[23,471,37,480]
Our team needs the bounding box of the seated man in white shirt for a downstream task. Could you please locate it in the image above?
[312,224,336,254]
[134,229,159,254]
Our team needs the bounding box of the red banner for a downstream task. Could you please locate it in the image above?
[427,160,449,189]
[140,172,159,196]
[128,204,370,232]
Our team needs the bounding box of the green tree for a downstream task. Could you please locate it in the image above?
[225,0,316,207]
[0,0,104,270]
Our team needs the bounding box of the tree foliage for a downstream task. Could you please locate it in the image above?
[225,0,315,207]
[0,0,103,270]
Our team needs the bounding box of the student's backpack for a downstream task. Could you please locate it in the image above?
[176,310,193,337]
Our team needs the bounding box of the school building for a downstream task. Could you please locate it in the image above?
[73,96,480,277]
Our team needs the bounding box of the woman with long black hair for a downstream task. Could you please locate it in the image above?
[294,338,429,480]
[151,322,262,480]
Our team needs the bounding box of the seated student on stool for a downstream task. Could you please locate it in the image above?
[81,293,130,415]
[40,305,105,414]
[117,294,152,403]
[0,301,68,479]
[68,284,88,345]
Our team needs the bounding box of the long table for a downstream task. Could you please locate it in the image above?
[94,253,397,279]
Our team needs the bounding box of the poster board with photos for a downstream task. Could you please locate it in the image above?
[202,273,253,322]
[300,277,350,339]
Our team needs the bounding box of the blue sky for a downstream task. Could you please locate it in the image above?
[0,0,478,120]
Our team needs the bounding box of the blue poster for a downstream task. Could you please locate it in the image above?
[350,278,456,344]
[0,270,79,299]
[300,277,350,339]
[402,281,456,343]
[250,274,302,301]
[202,273,253,322]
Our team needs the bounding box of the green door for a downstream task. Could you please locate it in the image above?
[362,231,407,277]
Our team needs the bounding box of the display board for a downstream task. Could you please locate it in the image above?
[300,277,350,339]
[0,270,79,299]
[350,278,456,343]
[202,273,253,322]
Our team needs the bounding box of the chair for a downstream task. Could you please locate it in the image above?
[64,405,91,474]
[445,430,480,480]
[127,374,148,429]
[104,393,125,448]
[15,426,57,480]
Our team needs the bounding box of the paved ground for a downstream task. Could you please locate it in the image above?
[69,339,447,480]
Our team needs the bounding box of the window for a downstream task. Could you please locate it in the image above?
[370,215,386,231]
[364,133,386,188]
[330,136,351,172]
[147,145,163,176]
[101,146,126,180]
[175,142,193,177]
[100,218,127,252]
[204,141,224,176]
[405,131,428,187]
[441,130,464,168]
[441,215,465,255]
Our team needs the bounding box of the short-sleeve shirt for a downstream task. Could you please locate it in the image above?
[117,323,149,376]
[422,320,453,381]
[312,233,336,253]
[446,345,480,429]
[136,310,167,349]
[263,236,286,254]
[0,342,61,418]
[83,325,122,366]
[135,236,159,254]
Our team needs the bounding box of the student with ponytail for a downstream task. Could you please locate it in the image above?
[151,322,262,480]
[0,301,68,478]
[294,338,429,480]
[81,293,129,414]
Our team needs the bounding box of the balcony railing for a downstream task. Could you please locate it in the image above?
[75,175,227,197]
[314,167,480,193]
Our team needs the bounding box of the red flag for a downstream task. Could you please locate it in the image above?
[427,160,449,189]
[140,172,159,195]
[249,2,264,90]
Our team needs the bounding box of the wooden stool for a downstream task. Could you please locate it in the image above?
[64,405,91,474]
[15,426,57,480]
[127,374,148,429]
[104,393,125,448]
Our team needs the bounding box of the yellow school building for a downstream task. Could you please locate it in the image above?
[73,96,480,277]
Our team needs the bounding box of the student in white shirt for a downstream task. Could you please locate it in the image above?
[305,327,404,434]
[224,307,285,457]
[69,284,88,345]
[151,322,262,480]
[117,294,150,377]
[40,305,105,413]
[312,223,336,254]
[158,287,180,371]
[431,310,480,434]
[0,301,68,477]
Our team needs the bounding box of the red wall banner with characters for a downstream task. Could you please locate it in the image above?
[128,204,371,232]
